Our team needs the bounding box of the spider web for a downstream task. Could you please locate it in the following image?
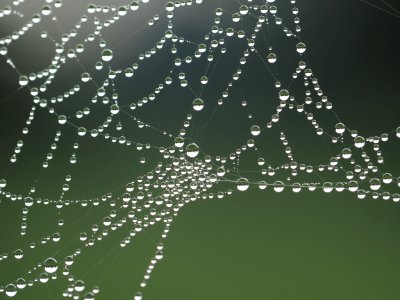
[0,0,399,299]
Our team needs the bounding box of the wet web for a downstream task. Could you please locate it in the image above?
[0,0,399,299]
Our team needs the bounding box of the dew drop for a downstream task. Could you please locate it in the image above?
[5,284,17,297]
[192,98,204,111]
[279,89,290,101]
[101,49,113,62]
[44,257,58,273]
[236,178,249,191]
[250,125,261,136]
[296,42,306,54]
[186,143,199,158]
[267,53,277,63]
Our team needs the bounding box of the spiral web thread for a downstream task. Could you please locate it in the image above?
[0,0,399,299]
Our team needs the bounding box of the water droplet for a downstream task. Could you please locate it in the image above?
[58,115,67,125]
[19,75,29,86]
[192,98,204,111]
[273,181,285,192]
[335,123,345,134]
[44,257,58,273]
[369,178,381,191]
[186,143,199,158]
[267,53,277,63]
[110,104,119,114]
[5,284,17,297]
[166,2,175,11]
[250,125,261,136]
[14,249,23,259]
[101,49,113,62]
[354,136,365,148]
[279,89,290,101]
[74,280,85,292]
[296,42,306,54]
[236,178,249,191]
